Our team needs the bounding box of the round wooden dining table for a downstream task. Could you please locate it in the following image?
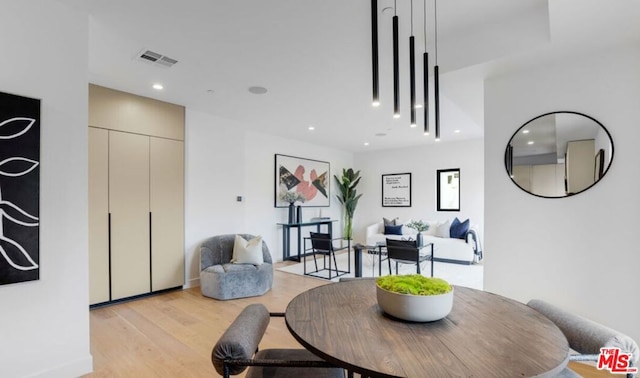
[285,280,569,377]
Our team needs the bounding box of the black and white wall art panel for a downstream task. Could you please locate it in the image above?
[0,91,40,285]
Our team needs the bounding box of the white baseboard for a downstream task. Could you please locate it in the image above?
[184,276,200,289]
[26,355,93,378]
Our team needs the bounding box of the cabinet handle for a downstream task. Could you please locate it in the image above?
[108,212,112,301]
[149,212,152,292]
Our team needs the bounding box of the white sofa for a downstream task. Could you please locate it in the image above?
[365,220,481,265]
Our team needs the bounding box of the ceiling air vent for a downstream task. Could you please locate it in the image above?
[136,49,178,68]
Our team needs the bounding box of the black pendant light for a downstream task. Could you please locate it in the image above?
[409,0,416,127]
[371,0,380,107]
[434,0,440,141]
[423,0,429,135]
[393,0,400,118]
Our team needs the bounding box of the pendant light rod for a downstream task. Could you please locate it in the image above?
[393,0,400,118]
[434,0,440,140]
[371,0,380,107]
[409,0,416,127]
[423,0,429,135]
[434,65,440,140]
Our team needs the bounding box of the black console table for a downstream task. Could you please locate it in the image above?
[277,219,337,261]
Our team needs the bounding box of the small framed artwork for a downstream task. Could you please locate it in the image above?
[275,154,330,207]
[0,90,41,286]
[382,173,411,207]
[437,168,460,212]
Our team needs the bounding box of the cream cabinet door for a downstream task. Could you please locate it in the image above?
[109,131,151,300]
[150,137,184,291]
[88,127,110,305]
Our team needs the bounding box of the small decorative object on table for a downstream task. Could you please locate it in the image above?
[279,191,306,223]
[406,220,429,246]
[376,275,453,322]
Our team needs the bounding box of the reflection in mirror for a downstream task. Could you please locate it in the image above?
[505,112,613,198]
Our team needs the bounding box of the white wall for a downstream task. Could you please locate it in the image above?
[0,1,92,377]
[185,109,353,286]
[484,45,640,343]
[354,140,484,243]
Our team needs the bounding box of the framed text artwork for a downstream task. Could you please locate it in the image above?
[382,173,411,207]
[0,91,40,285]
[437,168,460,211]
[275,154,330,207]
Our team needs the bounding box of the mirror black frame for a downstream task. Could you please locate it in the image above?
[436,168,460,211]
[505,111,614,198]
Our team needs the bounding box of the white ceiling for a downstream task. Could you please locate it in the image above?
[58,0,640,152]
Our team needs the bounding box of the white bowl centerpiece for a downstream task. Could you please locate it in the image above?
[376,275,454,322]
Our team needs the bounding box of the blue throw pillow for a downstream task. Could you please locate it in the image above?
[449,217,470,239]
[384,224,403,235]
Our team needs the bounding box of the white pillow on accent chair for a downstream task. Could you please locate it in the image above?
[232,234,264,265]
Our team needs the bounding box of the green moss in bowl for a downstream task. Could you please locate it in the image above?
[376,275,452,296]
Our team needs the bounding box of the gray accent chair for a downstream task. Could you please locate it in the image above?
[211,303,344,378]
[528,299,638,378]
[200,234,273,300]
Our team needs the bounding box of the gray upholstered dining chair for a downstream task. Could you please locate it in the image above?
[527,299,638,378]
[211,303,344,378]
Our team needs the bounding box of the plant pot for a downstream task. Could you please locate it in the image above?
[376,284,454,322]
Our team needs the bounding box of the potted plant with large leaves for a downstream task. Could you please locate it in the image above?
[334,168,362,240]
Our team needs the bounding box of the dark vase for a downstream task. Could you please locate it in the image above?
[288,202,296,224]
[296,205,302,223]
[416,232,423,247]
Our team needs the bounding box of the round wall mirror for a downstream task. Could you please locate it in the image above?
[505,111,613,198]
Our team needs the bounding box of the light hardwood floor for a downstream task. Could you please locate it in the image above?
[86,263,612,377]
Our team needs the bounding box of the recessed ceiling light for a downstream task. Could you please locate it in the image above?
[364,142,370,146]
[528,141,534,145]
[454,129,461,133]
[522,130,530,134]
[414,104,423,109]
[308,126,315,131]
[152,83,163,90]
[248,86,268,95]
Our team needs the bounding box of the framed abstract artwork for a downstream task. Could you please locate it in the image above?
[0,91,40,285]
[437,168,460,211]
[382,173,411,207]
[275,154,330,207]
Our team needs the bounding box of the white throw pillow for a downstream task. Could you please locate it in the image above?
[423,221,438,236]
[232,235,264,265]
[436,220,451,238]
